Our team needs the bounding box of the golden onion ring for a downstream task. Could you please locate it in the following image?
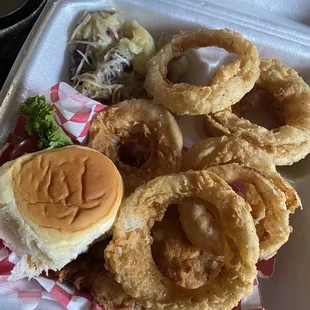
[88,99,183,194]
[145,28,260,115]
[204,59,310,165]
[105,171,259,310]
[179,163,291,260]
[182,136,301,213]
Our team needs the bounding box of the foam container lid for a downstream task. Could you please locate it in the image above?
[1,0,310,309]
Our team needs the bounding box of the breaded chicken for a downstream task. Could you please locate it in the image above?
[59,240,141,310]
[151,206,222,289]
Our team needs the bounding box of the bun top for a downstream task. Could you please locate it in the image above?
[12,146,123,232]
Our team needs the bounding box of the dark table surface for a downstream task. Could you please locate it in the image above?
[0,0,46,90]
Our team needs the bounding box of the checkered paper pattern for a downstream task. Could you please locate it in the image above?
[43,82,108,143]
[0,241,65,309]
[0,83,269,310]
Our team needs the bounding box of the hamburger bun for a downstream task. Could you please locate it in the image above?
[0,146,123,280]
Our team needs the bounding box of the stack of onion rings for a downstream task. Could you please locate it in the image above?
[105,170,259,310]
[145,29,260,115]
[180,137,300,260]
[179,163,291,260]
[204,59,310,165]
[62,24,307,309]
[87,99,183,194]
[182,136,301,213]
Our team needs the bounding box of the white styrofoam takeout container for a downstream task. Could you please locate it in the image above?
[1,0,310,309]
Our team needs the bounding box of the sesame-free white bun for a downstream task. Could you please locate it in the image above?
[0,146,124,280]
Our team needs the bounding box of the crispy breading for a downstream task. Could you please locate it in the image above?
[59,240,141,310]
[152,206,222,289]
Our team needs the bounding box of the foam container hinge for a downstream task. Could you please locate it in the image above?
[1,0,310,309]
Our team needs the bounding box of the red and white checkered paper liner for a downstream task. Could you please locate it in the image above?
[0,82,271,310]
[43,82,108,143]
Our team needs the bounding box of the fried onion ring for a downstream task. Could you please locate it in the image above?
[105,171,259,310]
[88,99,183,194]
[145,29,260,115]
[204,59,310,165]
[179,163,291,260]
[182,136,301,213]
